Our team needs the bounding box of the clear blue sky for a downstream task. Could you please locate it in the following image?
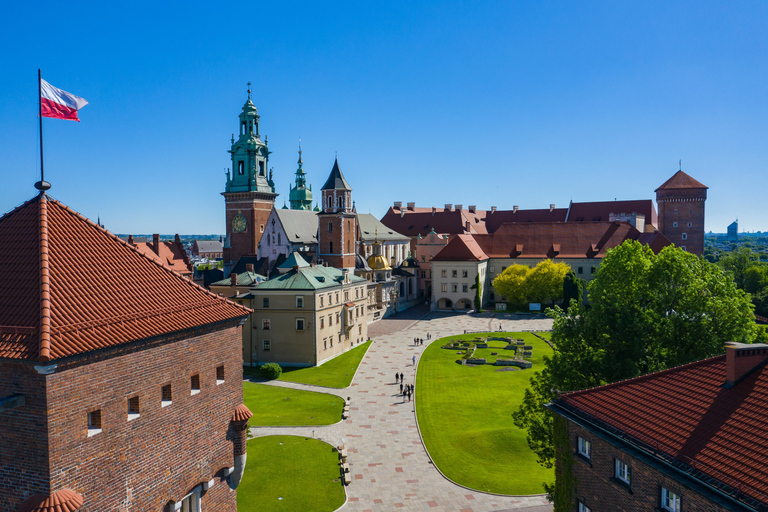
[2,1,767,234]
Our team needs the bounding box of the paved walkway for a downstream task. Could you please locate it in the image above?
[250,309,554,512]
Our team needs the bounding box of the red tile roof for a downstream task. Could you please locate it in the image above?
[0,194,250,362]
[485,208,568,233]
[431,234,489,261]
[558,355,768,507]
[16,488,83,512]
[655,170,708,191]
[380,206,488,237]
[566,199,658,229]
[133,239,193,278]
[473,222,659,259]
[233,403,253,422]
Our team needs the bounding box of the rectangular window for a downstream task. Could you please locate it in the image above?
[127,395,140,420]
[162,384,172,407]
[330,337,333,347]
[320,296,324,307]
[578,502,591,512]
[329,315,333,326]
[359,325,362,334]
[324,338,327,350]
[344,291,349,301]
[260,224,264,233]
[490,266,495,273]
[442,284,447,292]
[462,270,468,278]
[335,292,339,303]
[296,296,304,308]
[328,222,333,232]
[216,365,225,385]
[296,318,305,331]
[661,487,681,512]
[578,267,583,274]
[88,409,102,436]
[191,374,200,396]
[262,319,271,330]
[336,312,340,323]
[490,292,495,300]
[180,488,201,512]
[462,284,468,292]
[452,284,458,292]
[320,317,325,328]
[263,340,271,351]
[591,266,596,274]
[452,270,458,277]
[577,437,591,459]
[263,297,269,308]
[441,269,447,277]
[614,459,630,485]
[420,271,426,278]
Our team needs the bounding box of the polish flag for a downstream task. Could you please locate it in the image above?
[40,79,88,121]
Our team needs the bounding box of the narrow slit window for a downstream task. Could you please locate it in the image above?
[216,365,225,385]
[162,384,172,407]
[127,395,140,420]
[87,409,102,436]
[191,374,201,395]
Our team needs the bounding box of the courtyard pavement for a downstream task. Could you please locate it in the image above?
[248,307,554,512]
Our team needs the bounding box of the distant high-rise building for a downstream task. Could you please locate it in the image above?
[222,85,277,265]
[727,220,738,242]
[655,170,708,255]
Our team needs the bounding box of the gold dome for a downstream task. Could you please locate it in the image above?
[367,253,391,271]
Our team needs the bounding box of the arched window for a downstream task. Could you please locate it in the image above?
[327,197,332,208]
[399,282,405,296]
[338,196,344,209]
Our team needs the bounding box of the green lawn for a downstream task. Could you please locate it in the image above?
[237,436,345,512]
[416,332,554,495]
[243,383,344,426]
[277,340,372,388]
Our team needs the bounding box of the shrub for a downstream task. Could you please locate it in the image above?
[260,363,282,380]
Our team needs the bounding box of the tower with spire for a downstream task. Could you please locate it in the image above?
[289,144,314,210]
[317,158,356,270]
[222,83,278,264]
[655,168,708,255]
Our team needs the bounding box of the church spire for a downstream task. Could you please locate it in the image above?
[289,141,313,210]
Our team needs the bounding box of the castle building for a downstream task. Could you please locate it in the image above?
[547,342,768,512]
[222,86,277,266]
[317,158,356,270]
[0,193,252,512]
[655,170,708,255]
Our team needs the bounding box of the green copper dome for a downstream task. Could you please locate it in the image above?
[289,145,314,210]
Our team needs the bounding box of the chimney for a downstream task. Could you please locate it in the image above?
[407,202,415,211]
[401,210,405,218]
[432,206,436,215]
[153,234,160,255]
[293,265,299,271]
[230,273,237,286]
[246,263,254,272]
[444,204,452,211]
[175,234,181,243]
[468,205,476,213]
[491,206,497,213]
[455,204,462,211]
[549,204,556,212]
[465,221,470,231]
[512,205,518,213]
[725,342,768,387]
[394,201,402,210]
[128,234,134,245]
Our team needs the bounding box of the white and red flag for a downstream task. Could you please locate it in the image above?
[40,79,88,121]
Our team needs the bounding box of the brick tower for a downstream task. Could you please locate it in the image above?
[655,169,708,255]
[318,158,356,270]
[222,84,277,265]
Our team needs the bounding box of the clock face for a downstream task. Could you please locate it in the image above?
[232,214,247,233]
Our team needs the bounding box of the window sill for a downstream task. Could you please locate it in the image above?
[216,379,225,386]
[161,400,172,408]
[87,427,102,437]
[575,453,592,466]
[127,413,140,421]
[610,477,633,494]
[191,389,201,396]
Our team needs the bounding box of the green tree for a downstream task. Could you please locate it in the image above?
[561,270,584,308]
[472,273,482,311]
[526,260,570,306]
[513,241,757,470]
[492,264,531,307]
[719,247,759,289]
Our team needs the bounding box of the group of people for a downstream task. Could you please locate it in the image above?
[412,332,431,346]
[395,372,414,402]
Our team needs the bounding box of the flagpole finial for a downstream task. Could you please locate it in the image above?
[679,159,682,171]
[34,180,51,191]
[247,82,251,100]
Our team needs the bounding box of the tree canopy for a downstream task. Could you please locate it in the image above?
[513,241,759,469]
[492,260,570,308]
[718,247,768,317]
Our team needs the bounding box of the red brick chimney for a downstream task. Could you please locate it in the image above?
[246,263,254,273]
[230,273,237,286]
[153,234,160,255]
[725,342,768,387]
[128,234,134,245]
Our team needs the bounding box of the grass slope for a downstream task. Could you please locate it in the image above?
[243,383,343,426]
[416,332,554,495]
[237,436,345,512]
[277,340,372,388]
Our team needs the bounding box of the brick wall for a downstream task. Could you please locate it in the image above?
[0,361,50,510]
[318,214,356,269]
[566,421,742,512]
[656,187,707,256]
[225,194,275,263]
[4,322,245,512]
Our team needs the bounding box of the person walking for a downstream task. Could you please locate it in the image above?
[395,372,399,383]
[412,355,416,366]
[399,382,404,395]
[399,372,404,383]
[407,388,411,402]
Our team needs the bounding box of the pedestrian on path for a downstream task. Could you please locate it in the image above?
[420,338,423,345]
[407,388,411,401]
[400,382,404,395]
[399,372,404,383]
[412,355,416,365]
[395,372,399,383]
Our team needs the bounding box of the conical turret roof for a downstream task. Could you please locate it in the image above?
[321,158,352,191]
[655,170,708,192]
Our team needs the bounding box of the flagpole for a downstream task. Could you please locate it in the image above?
[36,69,50,191]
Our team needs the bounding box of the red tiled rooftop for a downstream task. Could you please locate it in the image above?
[133,239,193,277]
[655,170,708,191]
[432,234,489,261]
[0,194,250,362]
[233,403,254,422]
[559,355,768,506]
[566,199,658,229]
[380,206,488,237]
[16,488,83,512]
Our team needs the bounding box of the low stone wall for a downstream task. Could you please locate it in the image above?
[494,359,533,369]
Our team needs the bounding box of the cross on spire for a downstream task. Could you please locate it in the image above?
[247,81,251,99]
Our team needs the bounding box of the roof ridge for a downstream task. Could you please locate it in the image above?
[39,194,52,362]
[562,354,726,398]
[47,199,251,315]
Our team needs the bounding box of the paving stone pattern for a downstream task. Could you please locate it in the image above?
[249,307,554,512]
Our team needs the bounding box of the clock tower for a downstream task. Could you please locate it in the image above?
[222,84,277,265]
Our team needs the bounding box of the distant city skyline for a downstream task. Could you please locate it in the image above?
[3,2,768,233]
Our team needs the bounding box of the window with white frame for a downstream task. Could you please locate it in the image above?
[578,502,591,512]
[661,487,681,511]
[681,232,687,240]
[179,487,201,512]
[452,284,458,292]
[262,319,271,330]
[462,270,468,278]
[296,296,304,308]
[262,297,269,308]
[462,284,468,292]
[296,318,305,331]
[614,459,631,484]
[441,284,447,292]
[263,340,271,351]
[441,269,447,277]
[577,437,591,459]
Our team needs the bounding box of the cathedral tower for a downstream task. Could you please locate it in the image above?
[289,144,313,210]
[222,84,277,264]
[655,169,708,255]
[317,158,356,270]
